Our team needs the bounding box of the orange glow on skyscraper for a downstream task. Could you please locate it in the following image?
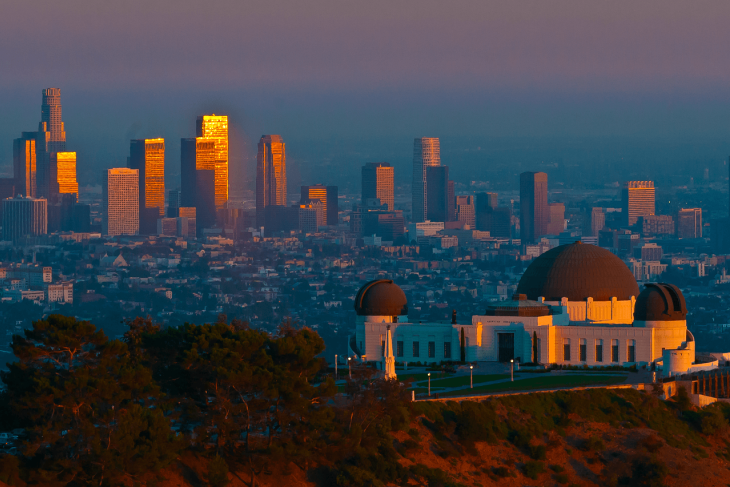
[129,139,165,217]
[13,135,37,198]
[51,152,78,201]
[196,115,228,209]
[256,135,287,227]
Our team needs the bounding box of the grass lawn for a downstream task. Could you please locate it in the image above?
[415,374,511,388]
[440,374,628,397]
[398,372,453,382]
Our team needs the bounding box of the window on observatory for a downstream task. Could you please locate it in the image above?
[413,341,420,358]
[580,339,587,362]
[381,336,385,356]
[595,339,603,362]
[428,341,435,358]
[444,342,451,358]
[628,340,636,363]
[563,338,571,362]
[397,341,403,357]
[612,339,619,362]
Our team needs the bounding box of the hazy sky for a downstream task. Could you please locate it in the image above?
[2,0,730,191]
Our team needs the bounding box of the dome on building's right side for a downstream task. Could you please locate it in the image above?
[516,242,639,302]
[634,283,687,321]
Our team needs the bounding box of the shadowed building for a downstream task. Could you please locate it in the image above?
[196,115,228,209]
[181,137,216,231]
[256,135,287,227]
[412,137,440,223]
[426,166,450,222]
[301,184,338,226]
[547,203,565,235]
[103,168,139,237]
[2,196,47,242]
[520,172,548,243]
[475,192,498,232]
[622,181,655,227]
[13,133,38,198]
[362,162,394,212]
[455,195,475,228]
[677,208,702,239]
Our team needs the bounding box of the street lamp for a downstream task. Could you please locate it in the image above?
[470,364,473,388]
[348,357,352,379]
[428,373,431,396]
[335,354,338,379]
[510,359,514,382]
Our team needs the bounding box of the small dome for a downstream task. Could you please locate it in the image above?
[516,242,639,301]
[634,283,687,321]
[354,280,408,316]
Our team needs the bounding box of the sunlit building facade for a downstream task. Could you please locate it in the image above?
[103,168,139,237]
[622,181,655,227]
[13,133,37,198]
[412,137,441,223]
[181,137,216,231]
[362,162,394,212]
[129,139,164,234]
[50,152,78,201]
[301,184,338,226]
[256,135,287,227]
[196,115,228,209]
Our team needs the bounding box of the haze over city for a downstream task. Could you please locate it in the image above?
[3,0,730,192]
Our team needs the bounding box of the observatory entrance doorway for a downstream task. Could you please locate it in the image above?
[498,333,514,362]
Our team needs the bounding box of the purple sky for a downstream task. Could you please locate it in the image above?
[2,0,730,189]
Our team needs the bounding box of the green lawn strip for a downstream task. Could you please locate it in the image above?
[399,372,453,382]
[414,374,511,388]
[441,374,628,397]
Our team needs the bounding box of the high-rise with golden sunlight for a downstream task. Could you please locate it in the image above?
[196,115,228,209]
[103,168,139,237]
[181,137,216,231]
[128,139,165,234]
[49,152,78,201]
[412,137,441,223]
[622,181,655,227]
[362,162,394,211]
[256,135,287,227]
[13,133,38,198]
[37,88,67,199]
[301,184,338,226]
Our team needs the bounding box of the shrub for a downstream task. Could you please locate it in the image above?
[701,407,728,435]
[639,435,664,453]
[492,466,510,478]
[207,455,229,487]
[554,472,570,484]
[622,455,668,487]
[675,386,692,412]
[522,460,544,480]
[529,444,547,460]
[580,436,605,452]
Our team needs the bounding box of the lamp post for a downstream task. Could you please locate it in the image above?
[428,373,431,396]
[470,364,473,389]
[348,357,352,379]
[510,359,514,382]
[335,354,338,379]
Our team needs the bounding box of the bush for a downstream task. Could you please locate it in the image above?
[701,407,728,435]
[492,466,510,478]
[529,444,547,460]
[554,472,570,484]
[549,464,565,473]
[207,455,229,487]
[622,455,668,487]
[580,436,605,452]
[639,435,664,453]
[522,460,544,480]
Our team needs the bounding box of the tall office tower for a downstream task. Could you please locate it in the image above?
[13,133,38,197]
[519,172,548,243]
[677,208,703,239]
[412,137,441,223]
[256,135,287,227]
[447,180,455,221]
[40,88,66,152]
[426,166,450,222]
[546,203,565,235]
[103,168,139,237]
[167,189,181,217]
[181,137,216,231]
[0,179,14,226]
[622,181,655,227]
[362,162,394,211]
[491,207,512,238]
[128,139,165,234]
[455,195,475,228]
[2,196,47,242]
[196,115,228,209]
[49,152,78,201]
[301,184,338,226]
[590,207,605,237]
[475,192,498,231]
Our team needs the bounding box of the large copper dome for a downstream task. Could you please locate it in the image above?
[354,280,408,316]
[516,242,639,302]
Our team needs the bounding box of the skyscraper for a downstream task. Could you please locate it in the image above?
[677,208,702,239]
[622,181,655,227]
[13,133,37,198]
[181,137,216,230]
[196,115,228,209]
[256,135,287,227]
[2,196,47,243]
[103,168,139,236]
[49,152,78,201]
[589,207,605,237]
[40,88,66,153]
[412,137,441,223]
[475,192,498,232]
[128,139,165,234]
[547,203,565,235]
[362,162,394,211]
[455,195,475,228]
[426,166,450,222]
[520,172,548,243]
[301,185,338,226]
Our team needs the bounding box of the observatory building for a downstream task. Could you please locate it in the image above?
[350,242,696,376]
